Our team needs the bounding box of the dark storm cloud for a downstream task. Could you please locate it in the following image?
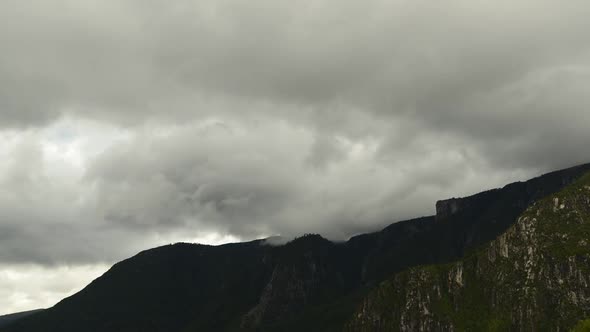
[2,1,589,127]
[0,0,590,268]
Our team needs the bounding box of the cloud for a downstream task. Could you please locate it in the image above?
[1,0,589,167]
[0,116,531,267]
[0,0,588,261]
[0,0,588,125]
[86,117,534,241]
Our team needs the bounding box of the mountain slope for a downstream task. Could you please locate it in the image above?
[0,311,43,329]
[347,172,590,331]
[3,163,590,332]
[3,241,276,332]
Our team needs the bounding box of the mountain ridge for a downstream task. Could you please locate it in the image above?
[3,163,590,331]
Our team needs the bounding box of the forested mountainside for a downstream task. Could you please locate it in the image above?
[3,163,590,332]
[347,172,590,331]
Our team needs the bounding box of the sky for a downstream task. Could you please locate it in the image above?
[1,0,590,315]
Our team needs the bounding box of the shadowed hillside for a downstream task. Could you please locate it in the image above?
[0,311,43,329]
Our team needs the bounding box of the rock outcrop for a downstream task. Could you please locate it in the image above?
[435,198,464,221]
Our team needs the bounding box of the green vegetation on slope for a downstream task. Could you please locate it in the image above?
[349,172,590,332]
[571,319,590,332]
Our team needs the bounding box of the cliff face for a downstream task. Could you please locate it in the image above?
[434,163,590,224]
[435,198,465,221]
[347,173,590,331]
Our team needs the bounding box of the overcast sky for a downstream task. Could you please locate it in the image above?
[1,0,590,314]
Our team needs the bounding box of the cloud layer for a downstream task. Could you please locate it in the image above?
[1,0,590,314]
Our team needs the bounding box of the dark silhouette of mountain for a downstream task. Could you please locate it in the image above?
[3,163,590,332]
[0,310,44,329]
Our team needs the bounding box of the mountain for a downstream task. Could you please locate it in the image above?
[3,163,590,332]
[346,171,590,331]
[0,311,44,329]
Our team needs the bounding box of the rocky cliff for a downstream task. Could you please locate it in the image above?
[347,173,590,331]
